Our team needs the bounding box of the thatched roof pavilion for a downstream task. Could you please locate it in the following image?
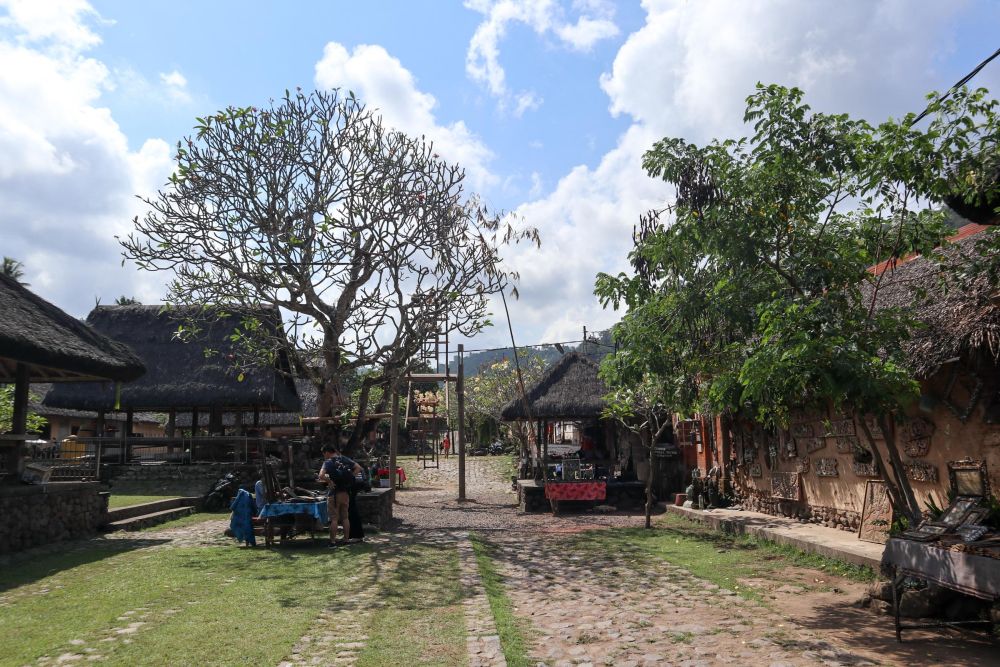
[0,275,145,383]
[865,223,1000,378]
[500,352,607,421]
[44,305,300,414]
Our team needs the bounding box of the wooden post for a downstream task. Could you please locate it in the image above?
[165,409,175,437]
[389,386,399,503]
[96,410,106,438]
[457,344,466,501]
[191,407,199,437]
[125,408,134,462]
[8,363,29,474]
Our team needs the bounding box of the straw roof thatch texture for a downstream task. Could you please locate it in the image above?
[44,305,300,411]
[173,378,317,428]
[500,352,607,420]
[29,384,162,424]
[0,274,145,382]
[864,225,1000,378]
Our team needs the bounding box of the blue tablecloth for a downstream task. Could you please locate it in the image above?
[258,501,328,524]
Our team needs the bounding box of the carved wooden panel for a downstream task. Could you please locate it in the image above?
[791,422,814,438]
[902,417,934,458]
[852,461,879,477]
[826,419,856,436]
[783,435,798,459]
[863,415,884,439]
[749,463,762,478]
[815,458,839,477]
[904,460,938,483]
[797,457,810,474]
[771,472,800,500]
[801,437,826,454]
[940,364,984,423]
[835,436,858,453]
[858,480,893,544]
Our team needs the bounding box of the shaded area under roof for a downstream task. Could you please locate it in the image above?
[29,384,162,425]
[44,305,299,412]
[500,352,607,421]
[173,378,317,428]
[0,274,145,383]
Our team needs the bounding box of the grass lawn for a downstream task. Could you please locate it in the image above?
[560,513,876,603]
[469,534,532,667]
[0,529,468,666]
[107,494,180,509]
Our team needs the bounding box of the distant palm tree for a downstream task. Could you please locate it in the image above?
[114,295,142,305]
[1,257,28,286]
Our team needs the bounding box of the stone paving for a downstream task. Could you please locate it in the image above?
[457,533,506,667]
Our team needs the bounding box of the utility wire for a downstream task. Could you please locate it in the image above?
[457,337,615,355]
[910,45,1000,125]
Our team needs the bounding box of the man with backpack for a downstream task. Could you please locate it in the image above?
[318,444,363,545]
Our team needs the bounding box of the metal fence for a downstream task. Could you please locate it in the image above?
[20,436,280,481]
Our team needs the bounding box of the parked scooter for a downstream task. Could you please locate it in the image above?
[203,472,239,511]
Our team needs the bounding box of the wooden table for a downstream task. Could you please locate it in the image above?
[882,536,1000,641]
[258,501,328,547]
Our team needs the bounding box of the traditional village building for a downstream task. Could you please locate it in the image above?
[718,222,1000,535]
[43,305,300,438]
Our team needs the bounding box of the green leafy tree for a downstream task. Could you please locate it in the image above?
[466,353,548,459]
[121,89,538,451]
[597,84,998,524]
[0,386,47,434]
[114,296,142,305]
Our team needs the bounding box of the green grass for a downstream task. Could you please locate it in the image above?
[137,511,225,532]
[0,524,469,666]
[358,542,467,667]
[560,514,875,603]
[0,542,365,666]
[469,534,532,667]
[107,494,179,509]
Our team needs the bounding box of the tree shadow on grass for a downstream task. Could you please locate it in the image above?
[0,536,171,593]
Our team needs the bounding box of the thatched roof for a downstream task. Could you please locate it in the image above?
[29,384,162,424]
[864,224,1000,377]
[44,305,300,412]
[173,379,317,428]
[500,352,607,420]
[0,274,145,382]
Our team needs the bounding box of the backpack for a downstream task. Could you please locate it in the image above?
[328,457,355,490]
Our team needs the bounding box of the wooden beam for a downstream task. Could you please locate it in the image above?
[8,363,29,474]
[457,345,466,501]
[404,373,456,382]
[389,387,399,504]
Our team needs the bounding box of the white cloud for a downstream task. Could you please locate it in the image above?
[0,0,173,314]
[0,0,103,51]
[158,69,191,104]
[315,41,496,189]
[489,0,984,346]
[464,0,619,114]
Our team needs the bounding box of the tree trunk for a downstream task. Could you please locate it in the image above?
[644,429,655,529]
[878,414,922,523]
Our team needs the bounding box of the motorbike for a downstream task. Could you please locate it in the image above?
[203,472,239,511]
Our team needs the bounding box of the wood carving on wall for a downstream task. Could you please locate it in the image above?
[863,415,884,440]
[802,437,826,454]
[791,422,814,439]
[742,445,758,463]
[852,461,879,477]
[749,463,762,478]
[940,364,984,423]
[797,457,810,474]
[815,458,839,477]
[858,480,893,544]
[825,418,856,437]
[835,436,858,453]
[904,460,939,483]
[783,433,798,459]
[902,416,934,458]
[771,471,800,500]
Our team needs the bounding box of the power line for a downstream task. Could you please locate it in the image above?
[910,45,1000,125]
[457,337,615,356]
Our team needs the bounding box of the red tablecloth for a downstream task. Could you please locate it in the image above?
[377,467,407,483]
[544,481,606,501]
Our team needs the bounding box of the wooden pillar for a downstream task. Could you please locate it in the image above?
[389,386,399,503]
[124,408,134,462]
[96,410,106,438]
[209,407,222,435]
[457,344,466,501]
[7,363,30,474]
[166,409,175,437]
[190,407,199,437]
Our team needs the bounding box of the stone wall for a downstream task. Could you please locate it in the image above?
[355,488,393,529]
[105,463,263,497]
[739,488,861,532]
[0,482,107,554]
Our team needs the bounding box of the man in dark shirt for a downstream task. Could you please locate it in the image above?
[318,444,362,545]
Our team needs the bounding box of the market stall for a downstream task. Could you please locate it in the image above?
[880,458,999,641]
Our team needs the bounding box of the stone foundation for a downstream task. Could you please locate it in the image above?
[739,490,860,533]
[355,488,393,529]
[0,482,107,554]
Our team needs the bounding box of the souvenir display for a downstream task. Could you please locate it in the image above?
[904,460,938,483]
[771,471,800,500]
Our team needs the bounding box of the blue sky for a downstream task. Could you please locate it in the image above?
[2,0,999,351]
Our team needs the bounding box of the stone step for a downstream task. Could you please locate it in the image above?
[106,506,196,531]
[106,496,199,523]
